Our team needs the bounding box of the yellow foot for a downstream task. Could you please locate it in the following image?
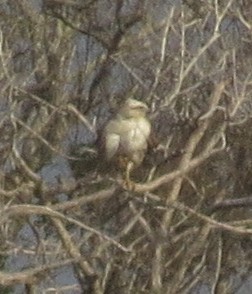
[122,179,136,191]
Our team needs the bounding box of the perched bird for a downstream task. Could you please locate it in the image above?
[100,98,152,187]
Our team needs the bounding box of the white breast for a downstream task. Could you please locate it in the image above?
[104,115,151,162]
[121,117,151,152]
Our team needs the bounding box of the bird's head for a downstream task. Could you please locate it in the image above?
[118,99,149,119]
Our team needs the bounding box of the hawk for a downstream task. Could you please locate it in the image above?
[100,98,151,187]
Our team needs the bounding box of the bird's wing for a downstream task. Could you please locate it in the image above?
[105,133,120,160]
[103,119,122,161]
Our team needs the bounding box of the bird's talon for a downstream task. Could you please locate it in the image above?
[122,180,136,191]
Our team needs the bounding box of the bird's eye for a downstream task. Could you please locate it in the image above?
[133,105,147,110]
[138,106,148,111]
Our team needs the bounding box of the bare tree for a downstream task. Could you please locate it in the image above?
[1,0,252,293]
